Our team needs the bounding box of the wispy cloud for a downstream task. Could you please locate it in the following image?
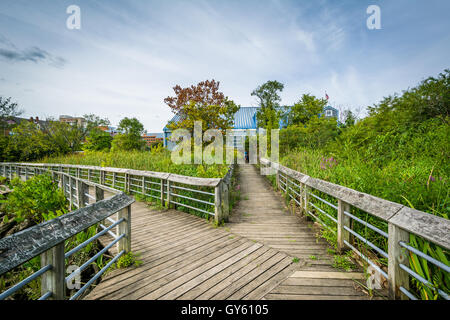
[0,35,66,68]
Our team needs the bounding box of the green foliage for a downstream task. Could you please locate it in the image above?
[46,120,85,154]
[333,251,356,271]
[0,96,23,133]
[278,69,450,299]
[251,80,284,130]
[165,79,240,134]
[289,93,327,126]
[292,257,300,263]
[280,117,339,151]
[3,121,51,161]
[111,117,146,152]
[1,174,67,224]
[40,150,229,178]
[83,128,113,151]
[115,252,143,269]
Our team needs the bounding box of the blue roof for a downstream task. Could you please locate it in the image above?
[164,107,259,131]
[323,105,338,112]
[233,107,258,129]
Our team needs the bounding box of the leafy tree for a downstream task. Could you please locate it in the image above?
[3,121,50,161]
[281,117,339,151]
[46,120,84,154]
[289,94,327,126]
[83,114,110,134]
[251,80,284,130]
[0,96,23,135]
[83,128,113,151]
[164,79,239,133]
[111,117,146,151]
[340,109,356,128]
[367,69,450,125]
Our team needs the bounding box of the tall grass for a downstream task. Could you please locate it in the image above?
[38,149,229,178]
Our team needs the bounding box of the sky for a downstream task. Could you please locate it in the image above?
[0,0,449,132]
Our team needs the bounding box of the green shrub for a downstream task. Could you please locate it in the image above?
[1,174,67,224]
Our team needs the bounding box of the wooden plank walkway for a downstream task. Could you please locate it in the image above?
[85,199,296,300]
[85,164,381,300]
[226,164,379,300]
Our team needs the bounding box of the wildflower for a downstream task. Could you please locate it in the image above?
[236,185,240,191]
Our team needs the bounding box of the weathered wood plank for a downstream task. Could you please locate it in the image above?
[0,192,134,275]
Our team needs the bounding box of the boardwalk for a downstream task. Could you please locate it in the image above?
[86,165,377,300]
[227,165,376,300]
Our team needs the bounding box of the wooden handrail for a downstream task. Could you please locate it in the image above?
[0,192,134,276]
[260,157,450,250]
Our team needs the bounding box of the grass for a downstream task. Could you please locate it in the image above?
[38,150,229,178]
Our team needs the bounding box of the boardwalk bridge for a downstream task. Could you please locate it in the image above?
[0,159,448,300]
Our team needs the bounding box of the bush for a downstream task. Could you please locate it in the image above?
[1,174,67,224]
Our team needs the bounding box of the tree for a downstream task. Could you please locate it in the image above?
[0,96,23,135]
[4,121,50,161]
[340,109,356,128]
[83,114,110,132]
[251,80,284,130]
[111,117,146,151]
[45,120,84,154]
[83,129,113,151]
[164,79,240,133]
[289,94,327,126]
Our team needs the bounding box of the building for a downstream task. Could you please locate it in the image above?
[59,115,86,127]
[98,125,119,137]
[163,107,261,150]
[142,133,164,147]
[321,105,339,119]
[2,116,48,136]
[163,105,339,150]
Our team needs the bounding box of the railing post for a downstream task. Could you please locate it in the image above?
[166,180,172,208]
[69,177,74,210]
[221,181,230,222]
[276,168,280,190]
[100,170,105,186]
[142,176,146,195]
[337,200,351,253]
[214,181,224,223]
[117,205,131,253]
[285,175,289,196]
[112,172,116,188]
[125,173,130,193]
[77,180,88,208]
[388,223,410,300]
[95,185,104,202]
[160,179,165,206]
[40,242,65,300]
[87,169,91,182]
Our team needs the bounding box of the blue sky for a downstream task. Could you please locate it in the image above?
[0,0,449,131]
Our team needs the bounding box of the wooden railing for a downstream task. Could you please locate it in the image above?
[0,169,134,300]
[259,157,450,300]
[0,161,235,300]
[0,162,235,223]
